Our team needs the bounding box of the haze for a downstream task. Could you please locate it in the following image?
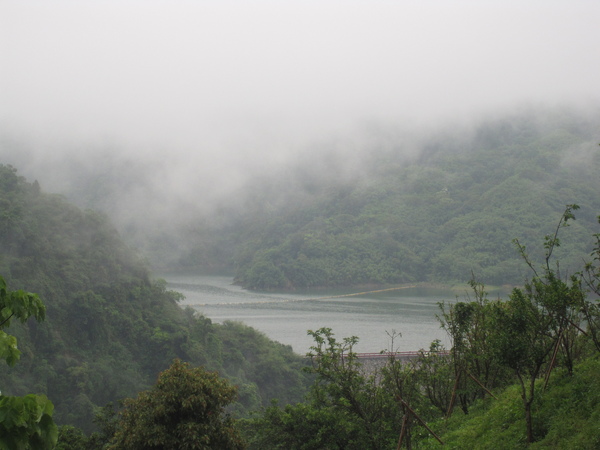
[1,1,599,227]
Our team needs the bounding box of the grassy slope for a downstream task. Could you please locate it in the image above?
[416,356,600,449]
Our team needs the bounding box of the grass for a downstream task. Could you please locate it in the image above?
[414,355,600,449]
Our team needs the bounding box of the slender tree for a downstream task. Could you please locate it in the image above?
[490,205,587,443]
[438,278,507,415]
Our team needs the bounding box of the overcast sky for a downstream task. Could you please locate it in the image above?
[1,1,600,200]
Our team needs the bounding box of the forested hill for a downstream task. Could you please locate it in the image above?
[0,165,311,432]
[5,109,598,290]
[229,111,600,289]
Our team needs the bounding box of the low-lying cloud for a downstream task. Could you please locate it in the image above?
[1,1,599,231]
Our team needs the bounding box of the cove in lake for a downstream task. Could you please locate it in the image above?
[165,275,454,355]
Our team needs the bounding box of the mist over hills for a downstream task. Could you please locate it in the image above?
[230,108,600,288]
[2,106,599,288]
[3,3,600,445]
[3,2,599,287]
[1,107,599,445]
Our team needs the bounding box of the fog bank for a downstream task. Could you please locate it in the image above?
[2,1,599,242]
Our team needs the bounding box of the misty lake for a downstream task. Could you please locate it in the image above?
[165,275,453,354]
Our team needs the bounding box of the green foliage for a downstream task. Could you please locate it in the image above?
[247,328,600,449]
[532,358,600,449]
[246,207,600,448]
[0,165,312,434]
[0,272,56,449]
[420,384,527,449]
[432,205,599,445]
[0,333,18,369]
[212,321,311,410]
[244,400,374,450]
[491,206,593,442]
[109,359,245,450]
[416,358,600,449]
[438,279,510,415]
[304,328,398,449]
[227,113,600,289]
[0,276,45,367]
[245,328,417,449]
[55,425,88,450]
[580,214,600,352]
[412,340,455,416]
[0,394,57,449]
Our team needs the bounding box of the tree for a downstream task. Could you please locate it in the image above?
[513,204,586,375]
[0,275,57,449]
[490,287,555,444]
[437,278,509,415]
[412,340,454,417]
[305,328,398,450]
[0,275,46,366]
[245,328,400,449]
[580,213,600,352]
[489,205,586,443]
[243,400,365,450]
[245,328,449,449]
[55,425,88,449]
[109,359,245,450]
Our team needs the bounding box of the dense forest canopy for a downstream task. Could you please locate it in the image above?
[229,110,600,289]
[185,110,600,288]
[0,164,311,433]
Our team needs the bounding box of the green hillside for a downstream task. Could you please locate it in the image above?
[416,357,600,449]
[229,111,600,289]
[0,164,311,432]
[11,109,597,291]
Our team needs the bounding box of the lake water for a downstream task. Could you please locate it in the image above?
[165,275,454,355]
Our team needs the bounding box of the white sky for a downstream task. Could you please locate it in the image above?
[1,1,599,200]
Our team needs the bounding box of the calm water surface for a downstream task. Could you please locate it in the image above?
[165,275,454,354]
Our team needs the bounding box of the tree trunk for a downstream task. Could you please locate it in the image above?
[517,372,535,444]
[525,400,534,444]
